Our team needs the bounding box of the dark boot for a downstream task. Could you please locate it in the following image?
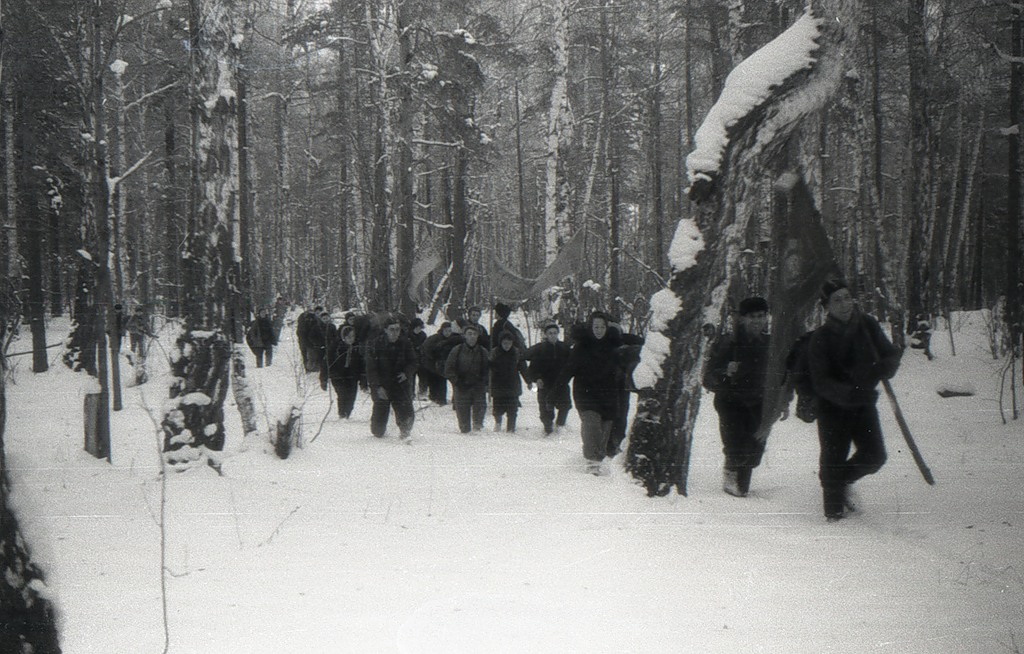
[736,467,753,495]
[506,415,516,433]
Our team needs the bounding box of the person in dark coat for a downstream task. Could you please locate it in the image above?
[808,280,902,522]
[702,296,771,497]
[523,322,572,435]
[365,317,418,440]
[296,307,324,372]
[489,331,530,432]
[322,325,363,418]
[314,310,338,384]
[465,306,490,349]
[490,302,526,351]
[421,322,458,405]
[556,311,625,475]
[246,307,279,368]
[408,318,428,399]
[608,319,644,458]
[444,324,489,433]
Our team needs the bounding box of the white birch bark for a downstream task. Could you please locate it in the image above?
[544,0,572,265]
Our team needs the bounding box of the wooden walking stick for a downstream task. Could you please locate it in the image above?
[882,379,936,485]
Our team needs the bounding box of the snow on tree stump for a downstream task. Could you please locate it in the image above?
[273,405,302,460]
[162,329,231,473]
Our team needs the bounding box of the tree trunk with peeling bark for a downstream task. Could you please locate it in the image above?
[626,1,861,496]
[163,0,238,471]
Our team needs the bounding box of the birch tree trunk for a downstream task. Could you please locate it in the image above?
[365,0,393,310]
[544,0,571,265]
[395,3,416,316]
[163,0,238,471]
[904,0,932,321]
[627,1,861,495]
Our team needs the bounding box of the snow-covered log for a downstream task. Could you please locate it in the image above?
[626,1,861,496]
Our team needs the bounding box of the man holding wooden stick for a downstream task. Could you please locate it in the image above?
[808,280,903,522]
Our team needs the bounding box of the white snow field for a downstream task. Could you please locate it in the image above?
[4,311,1022,653]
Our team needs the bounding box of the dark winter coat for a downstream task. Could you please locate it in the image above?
[445,342,489,390]
[557,325,625,420]
[490,317,526,351]
[424,333,463,376]
[702,326,770,408]
[523,339,571,386]
[489,344,528,399]
[365,333,418,398]
[296,311,319,349]
[323,331,364,382]
[808,309,901,409]
[246,316,277,351]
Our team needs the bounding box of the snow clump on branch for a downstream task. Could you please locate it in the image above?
[684,11,823,186]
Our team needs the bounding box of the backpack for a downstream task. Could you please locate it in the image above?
[785,331,817,423]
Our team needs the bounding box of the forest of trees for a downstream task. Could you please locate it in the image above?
[0,0,1020,463]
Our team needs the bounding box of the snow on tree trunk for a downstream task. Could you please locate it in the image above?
[231,344,258,438]
[626,1,861,496]
[163,329,231,471]
[164,0,238,470]
[544,0,572,265]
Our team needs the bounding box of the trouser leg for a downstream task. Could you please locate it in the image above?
[579,410,612,462]
[370,398,391,437]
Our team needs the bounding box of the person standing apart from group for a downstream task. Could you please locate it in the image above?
[523,322,572,435]
[702,297,771,497]
[557,311,624,475]
[445,324,489,433]
[808,280,901,521]
[247,307,278,368]
[365,317,418,440]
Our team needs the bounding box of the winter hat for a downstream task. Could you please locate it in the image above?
[820,279,849,304]
[542,322,560,333]
[494,302,512,319]
[499,330,515,344]
[462,323,479,334]
[410,318,424,330]
[384,316,402,328]
[738,296,769,315]
[589,310,613,325]
[439,321,452,332]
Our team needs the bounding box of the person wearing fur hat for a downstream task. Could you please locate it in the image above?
[365,317,418,440]
[808,280,902,521]
[445,324,490,433]
[556,311,626,475]
[489,330,530,432]
[702,296,771,497]
[523,322,572,434]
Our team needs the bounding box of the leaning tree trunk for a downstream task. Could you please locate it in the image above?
[163,0,238,472]
[626,1,861,496]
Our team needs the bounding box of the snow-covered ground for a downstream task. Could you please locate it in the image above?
[4,312,1022,653]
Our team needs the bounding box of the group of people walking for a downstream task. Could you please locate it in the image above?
[267,301,643,472]
[703,279,902,522]
[250,277,902,521]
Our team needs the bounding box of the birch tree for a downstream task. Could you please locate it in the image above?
[543,0,572,265]
[162,0,239,470]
